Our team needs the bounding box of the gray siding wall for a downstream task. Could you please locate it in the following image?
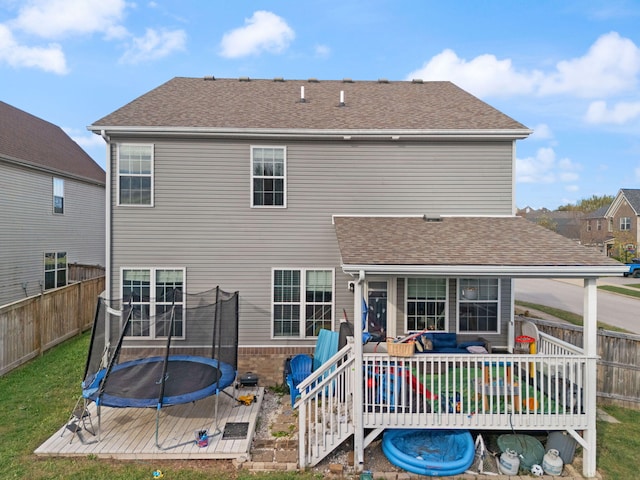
[0,161,105,306]
[108,137,515,347]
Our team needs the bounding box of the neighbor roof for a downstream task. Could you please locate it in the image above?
[89,77,530,135]
[0,101,105,184]
[333,216,625,277]
[621,188,640,214]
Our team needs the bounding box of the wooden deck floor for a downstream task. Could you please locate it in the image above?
[35,387,264,460]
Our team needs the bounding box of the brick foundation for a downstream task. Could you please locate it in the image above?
[238,346,314,386]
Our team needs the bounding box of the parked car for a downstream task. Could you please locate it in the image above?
[623,258,640,277]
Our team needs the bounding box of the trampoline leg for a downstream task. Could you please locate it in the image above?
[211,393,221,436]
[97,404,101,443]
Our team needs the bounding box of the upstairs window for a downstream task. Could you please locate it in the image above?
[53,178,64,214]
[118,144,153,206]
[406,278,447,331]
[252,146,286,207]
[620,217,631,231]
[596,219,602,230]
[458,278,499,333]
[586,220,591,232]
[44,252,67,289]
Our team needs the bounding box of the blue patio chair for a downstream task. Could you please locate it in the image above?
[286,328,339,407]
[286,353,313,407]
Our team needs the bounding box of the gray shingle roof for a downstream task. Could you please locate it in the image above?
[621,189,640,214]
[0,101,105,184]
[334,216,623,267]
[90,77,529,132]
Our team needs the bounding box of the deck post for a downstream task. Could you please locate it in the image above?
[582,277,598,478]
[353,270,365,472]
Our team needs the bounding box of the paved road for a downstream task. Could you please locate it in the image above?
[514,277,640,335]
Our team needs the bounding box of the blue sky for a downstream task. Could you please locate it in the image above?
[1,0,640,210]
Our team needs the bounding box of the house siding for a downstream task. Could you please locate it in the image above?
[108,137,515,349]
[0,161,105,306]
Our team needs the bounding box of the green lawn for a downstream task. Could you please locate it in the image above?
[1,331,637,479]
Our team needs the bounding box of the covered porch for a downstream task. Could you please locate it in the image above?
[302,214,627,478]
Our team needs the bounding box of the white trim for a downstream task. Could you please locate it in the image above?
[250,145,287,208]
[342,264,628,277]
[119,266,186,340]
[89,125,533,141]
[271,267,335,339]
[116,143,154,207]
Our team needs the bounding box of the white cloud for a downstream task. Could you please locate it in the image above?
[219,11,294,58]
[565,184,580,192]
[63,127,105,149]
[406,48,542,97]
[315,44,331,58]
[585,100,640,124]
[516,147,581,185]
[11,0,128,39]
[529,123,553,141]
[0,24,67,73]
[406,32,640,102]
[120,28,186,64]
[539,32,640,97]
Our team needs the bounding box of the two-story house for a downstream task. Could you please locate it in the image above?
[580,205,611,254]
[602,188,640,261]
[0,101,105,306]
[89,77,624,477]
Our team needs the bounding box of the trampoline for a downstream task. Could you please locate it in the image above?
[83,355,236,408]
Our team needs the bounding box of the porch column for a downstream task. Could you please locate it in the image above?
[582,277,598,478]
[353,271,365,472]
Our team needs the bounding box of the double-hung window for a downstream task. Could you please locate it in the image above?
[620,217,631,231]
[44,252,67,289]
[53,178,64,214]
[406,278,447,331]
[121,268,184,338]
[252,146,286,207]
[272,268,333,338]
[118,144,153,206]
[458,278,499,333]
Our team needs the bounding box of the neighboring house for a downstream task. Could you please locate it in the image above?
[602,188,640,260]
[518,207,584,241]
[0,101,105,306]
[89,77,624,477]
[580,205,611,254]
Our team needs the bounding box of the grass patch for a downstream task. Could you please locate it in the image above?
[598,405,640,480]
[515,301,628,332]
[0,333,322,480]
[599,285,640,298]
[621,283,640,290]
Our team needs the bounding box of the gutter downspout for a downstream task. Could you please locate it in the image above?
[100,130,111,346]
[353,270,366,472]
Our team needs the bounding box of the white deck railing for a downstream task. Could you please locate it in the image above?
[297,337,588,468]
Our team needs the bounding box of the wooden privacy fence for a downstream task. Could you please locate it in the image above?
[0,276,104,377]
[518,316,640,410]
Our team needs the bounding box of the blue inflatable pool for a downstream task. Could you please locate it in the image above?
[382,429,474,477]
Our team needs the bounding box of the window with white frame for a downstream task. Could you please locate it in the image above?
[620,217,631,231]
[118,144,153,206]
[252,146,286,207]
[406,278,447,331]
[458,278,499,333]
[586,220,591,232]
[597,219,602,230]
[44,252,67,289]
[121,268,184,338]
[53,178,64,214]
[272,268,333,337]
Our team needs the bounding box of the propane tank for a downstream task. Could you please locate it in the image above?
[542,448,563,476]
[498,448,520,475]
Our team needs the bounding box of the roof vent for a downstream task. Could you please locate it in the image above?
[239,76,250,82]
[423,214,442,222]
[299,85,306,103]
[308,78,319,83]
[339,90,345,107]
[273,77,285,82]
[342,78,354,83]
[378,78,389,83]
[412,78,424,84]
[204,75,216,81]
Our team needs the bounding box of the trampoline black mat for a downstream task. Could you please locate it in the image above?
[222,422,249,439]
